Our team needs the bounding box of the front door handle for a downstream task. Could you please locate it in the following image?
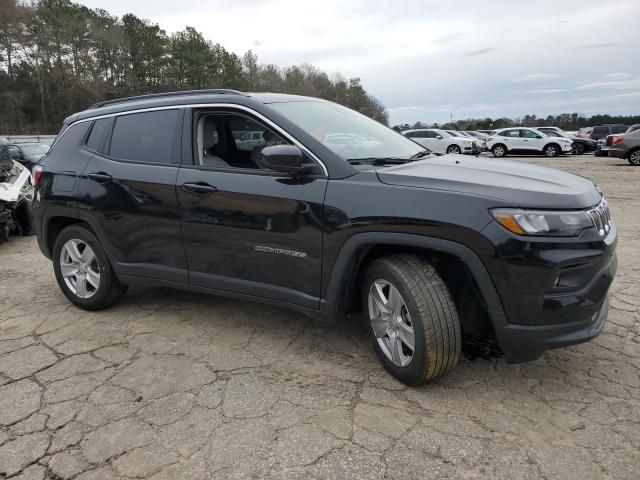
[87,172,112,182]
[182,182,218,195]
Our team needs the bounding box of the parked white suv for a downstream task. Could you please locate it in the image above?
[402,129,480,155]
[486,128,573,158]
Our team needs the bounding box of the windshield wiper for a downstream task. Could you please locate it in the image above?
[410,149,431,159]
[346,157,414,166]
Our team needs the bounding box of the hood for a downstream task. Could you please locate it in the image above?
[376,155,601,209]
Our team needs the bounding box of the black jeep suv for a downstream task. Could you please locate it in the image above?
[33,90,617,385]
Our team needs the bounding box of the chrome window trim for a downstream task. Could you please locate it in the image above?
[52,104,329,176]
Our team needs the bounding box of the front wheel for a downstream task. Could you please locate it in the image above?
[628,148,640,166]
[544,144,560,157]
[362,255,461,385]
[53,225,127,311]
[571,143,585,155]
[446,145,461,154]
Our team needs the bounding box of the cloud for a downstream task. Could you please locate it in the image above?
[576,77,639,91]
[465,47,496,57]
[526,88,567,94]
[570,42,620,50]
[603,72,632,81]
[513,73,562,82]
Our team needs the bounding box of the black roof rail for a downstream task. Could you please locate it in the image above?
[89,89,246,109]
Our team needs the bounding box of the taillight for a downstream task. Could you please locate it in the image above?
[32,165,44,186]
[612,135,625,146]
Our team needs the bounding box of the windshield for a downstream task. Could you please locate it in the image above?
[19,143,49,156]
[446,130,461,137]
[268,101,423,161]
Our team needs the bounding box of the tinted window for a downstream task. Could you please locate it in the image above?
[404,131,420,138]
[85,118,111,152]
[612,125,627,134]
[593,126,609,134]
[109,110,179,163]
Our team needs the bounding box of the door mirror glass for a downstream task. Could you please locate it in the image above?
[435,135,443,140]
[257,145,313,175]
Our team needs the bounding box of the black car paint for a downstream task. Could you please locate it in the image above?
[34,92,617,363]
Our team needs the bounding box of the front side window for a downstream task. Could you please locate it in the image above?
[195,112,287,169]
[109,110,179,164]
[268,101,423,161]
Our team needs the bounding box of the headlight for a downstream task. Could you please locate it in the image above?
[492,208,593,236]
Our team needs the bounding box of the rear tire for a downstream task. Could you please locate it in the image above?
[628,148,640,166]
[15,200,35,236]
[362,255,461,385]
[52,225,127,311]
[491,144,507,157]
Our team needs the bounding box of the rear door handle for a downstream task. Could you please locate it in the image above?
[182,182,218,195]
[87,172,112,182]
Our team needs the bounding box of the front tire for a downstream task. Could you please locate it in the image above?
[544,144,560,157]
[52,225,127,311]
[446,145,461,154]
[628,148,640,166]
[491,144,507,157]
[362,255,461,385]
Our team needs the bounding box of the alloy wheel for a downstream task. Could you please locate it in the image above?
[368,279,415,367]
[447,145,461,154]
[545,146,558,157]
[60,239,100,298]
[630,150,640,166]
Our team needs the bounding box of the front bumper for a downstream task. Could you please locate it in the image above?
[496,293,610,363]
[480,218,617,362]
[561,143,573,153]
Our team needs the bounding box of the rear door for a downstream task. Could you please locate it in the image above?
[498,129,521,150]
[77,109,187,282]
[176,107,328,308]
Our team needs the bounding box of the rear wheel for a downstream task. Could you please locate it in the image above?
[446,145,461,154]
[491,144,507,157]
[53,225,127,311]
[628,148,640,166]
[544,144,560,157]
[362,255,461,385]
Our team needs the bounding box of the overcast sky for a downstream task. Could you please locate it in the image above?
[80,0,640,125]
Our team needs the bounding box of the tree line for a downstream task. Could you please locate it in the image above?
[0,0,388,134]
[393,113,640,132]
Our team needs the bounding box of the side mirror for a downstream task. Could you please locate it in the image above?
[9,151,23,160]
[258,145,313,175]
[435,135,443,140]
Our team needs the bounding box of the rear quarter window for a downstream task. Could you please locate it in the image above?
[85,118,111,152]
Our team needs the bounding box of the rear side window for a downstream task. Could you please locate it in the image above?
[109,110,179,164]
[593,127,608,135]
[612,125,627,134]
[85,118,111,152]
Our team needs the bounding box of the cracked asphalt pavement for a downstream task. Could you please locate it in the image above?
[1,155,639,479]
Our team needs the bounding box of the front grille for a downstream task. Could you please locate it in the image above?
[586,199,612,236]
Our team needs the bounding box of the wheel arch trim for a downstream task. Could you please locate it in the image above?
[321,232,505,320]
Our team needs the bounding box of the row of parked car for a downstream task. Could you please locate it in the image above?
[401,124,640,163]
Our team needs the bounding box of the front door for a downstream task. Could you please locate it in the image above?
[520,129,544,151]
[177,108,328,308]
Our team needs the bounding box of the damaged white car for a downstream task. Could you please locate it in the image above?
[0,155,35,242]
